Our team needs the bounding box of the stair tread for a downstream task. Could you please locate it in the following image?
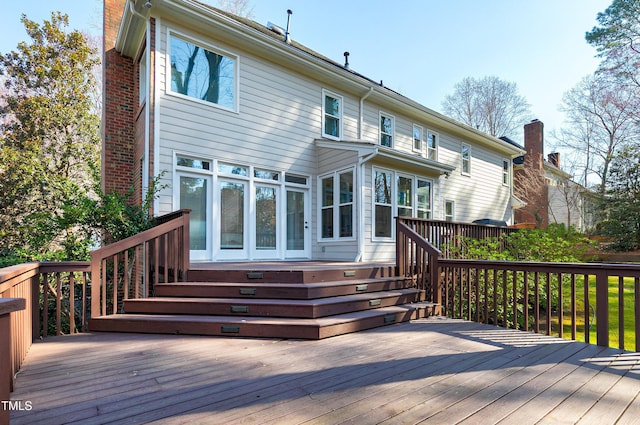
[94,303,436,326]
[156,276,408,288]
[129,288,423,306]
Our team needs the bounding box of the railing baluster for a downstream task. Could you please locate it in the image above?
[502,269,507,328]
[56,273,62,336]
[584,273,590,345]
[101,258,107,316]
[42,272,49,338]
[635,277,640,353]
[534,272,540,334]
[558,273,563,339]
[618,275,624,351]
[492,269,498,326]
[571,274,576,341]
[124,250,129,300]
[113,254,119,315]
[523,272,529,332]
[69,273,75,334]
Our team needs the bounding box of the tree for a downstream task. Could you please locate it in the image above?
[0,12,100,263]
[586,0,640,86]
[557,73,639,194]
[215,0,254,19]
[442,76,531,140]
[599,143,640,251]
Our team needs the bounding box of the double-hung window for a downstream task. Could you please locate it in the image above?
[445,200,455,222]
[427,131,438,160]
[374,170,393,238]
[413,125,423,152]
[322,90,342,140]
[169,33,237,111]
[320,169,354,239]
[461,143,471,175]
[502,159,510,186]
[380,113,394,147]
[373,169,433,238]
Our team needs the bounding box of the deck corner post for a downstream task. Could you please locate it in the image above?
[1,298,26,425]
[181,209,190,281]
[90,256,101,319]
[595,270,609,347]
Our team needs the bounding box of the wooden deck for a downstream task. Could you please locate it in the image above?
[10,317,640,425]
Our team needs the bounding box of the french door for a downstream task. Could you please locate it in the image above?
[285,188,309,258]
[178,169,309,261]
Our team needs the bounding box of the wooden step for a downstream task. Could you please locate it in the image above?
[123,289,425,319]
[154,277,412,299]
[187,264,396,283]
[89,303,438,340]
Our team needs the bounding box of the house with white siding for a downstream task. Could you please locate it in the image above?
[103,0,524,263]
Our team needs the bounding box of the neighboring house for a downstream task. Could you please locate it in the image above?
[513,120,595,232]
[103,0,524,262]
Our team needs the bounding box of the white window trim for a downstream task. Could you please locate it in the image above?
[416,178,434,219]
[138,47,147,106]
[322,89,343,141]
[445,199,455,222]
[426,130,439,161]
[317,167,356,241]
[379,111,395,147]
[372,167,394,241]
[502,158,511,186]
[166,28,240,113]
[461,143,472,176]
[372,168,435,241]
[412,124,423,154]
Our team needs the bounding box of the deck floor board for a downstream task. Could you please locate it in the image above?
[10,317,640,425]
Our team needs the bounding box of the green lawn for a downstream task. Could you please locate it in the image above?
[558,276,637,350]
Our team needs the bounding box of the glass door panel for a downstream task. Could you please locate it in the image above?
[254,185,278,258]
[219,180,247,258]
[397,175,413,217]
[286,189,308,257]
[180,175,210,260]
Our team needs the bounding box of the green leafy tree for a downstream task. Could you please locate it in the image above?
[586,0,640,86]
[599,143,640,251]
[0,12,100,263]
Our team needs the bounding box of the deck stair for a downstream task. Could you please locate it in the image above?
[89,262,437,339]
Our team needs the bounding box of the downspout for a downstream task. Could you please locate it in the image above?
[355,149,378,262]
[354,87,375,262]
[358,87,374,140]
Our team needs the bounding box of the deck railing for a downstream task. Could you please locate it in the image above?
[0,261,90,397]
[90,209,190,318]
[397,216,518,258]
[0,209,191,403]
[397,216,640,351]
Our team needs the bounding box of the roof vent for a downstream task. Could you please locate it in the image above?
[344,51,350,69]
[284,9,292,44]
[267,9,293,44]
[267,22,285,36]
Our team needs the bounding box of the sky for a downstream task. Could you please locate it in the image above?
[0,0,612,146]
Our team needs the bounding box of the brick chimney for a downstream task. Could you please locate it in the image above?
[547,152,560,168]
[524,119,544,171]
[102,0,136,197]
[514,119,549,228]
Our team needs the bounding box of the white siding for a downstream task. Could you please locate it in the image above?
[149,16,518,261]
